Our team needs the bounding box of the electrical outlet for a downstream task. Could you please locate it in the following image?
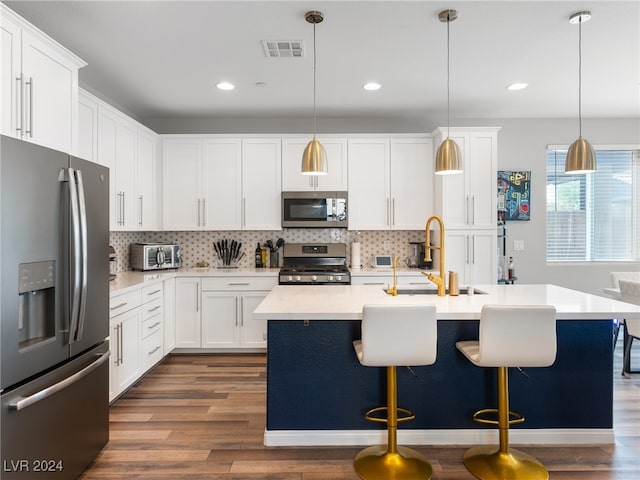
[384,240,390,250]
[513,240,525,251]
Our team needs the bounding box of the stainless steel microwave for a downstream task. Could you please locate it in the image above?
[282,191,348,228]
[130,243,182,271]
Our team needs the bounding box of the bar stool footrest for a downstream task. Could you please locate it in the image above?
[364,406,415,424]
[472,408,525,426]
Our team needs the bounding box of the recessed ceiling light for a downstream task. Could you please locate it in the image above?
[216,82,235,91]
[363,82,381,91]
[507,82,528,91]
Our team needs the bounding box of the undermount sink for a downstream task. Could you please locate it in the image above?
[386,288,487,295]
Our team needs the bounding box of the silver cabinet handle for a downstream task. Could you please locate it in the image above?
[138,195,143,226]
[25,77,33,137]
[471,235,476,264]
[114,324,121,366]
[240,296,244,327]
[121,191,125,225]
[9,352,110,411]
[471,195,476,225]
[148,321,161,330]
[118,322,123,364]
[147,289,161,296]
[15,75,22,135]
[235,297,239,327]
[228,282,250,286]
[196,287,199,313]
[364,282,385,285]
[202,198,206,227]
[110,302,127,311]
[391,198,395,227]
[148,346,161,356]
[386,198,390,226]
[148,305,162,314]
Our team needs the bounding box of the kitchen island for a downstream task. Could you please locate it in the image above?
[253,284,640,447]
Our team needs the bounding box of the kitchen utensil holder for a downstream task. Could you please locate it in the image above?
[269,251,279,268]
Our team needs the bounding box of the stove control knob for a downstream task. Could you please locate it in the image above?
[336,275,342,282]
[311,275,318,281]
[328,275,334,281]
[287,276,293,282]
[295,275,301,282]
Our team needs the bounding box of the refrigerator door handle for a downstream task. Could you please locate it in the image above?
[74,169,89,341]
[8,351,111,411]
[64,167,82,344]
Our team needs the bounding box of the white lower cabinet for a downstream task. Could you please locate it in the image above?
[175,277,202,348]
[163,278,176,353]
[109,289,142,402]
[446,230,497,285]
[175,276,276,350]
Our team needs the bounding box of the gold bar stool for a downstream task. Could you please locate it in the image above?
[456,304,557,480]
[353,304,437,480]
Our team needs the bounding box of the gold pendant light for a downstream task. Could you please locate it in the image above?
[436,9,462,175]
[301,10,328,176]
[565,11,596,174]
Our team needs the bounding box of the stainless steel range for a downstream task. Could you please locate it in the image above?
[279,243,350,285]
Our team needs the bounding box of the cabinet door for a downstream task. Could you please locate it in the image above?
[97,107,118,228]
[241,293,268,348]
[348,139,390,230]
[282,137,347,191]
[468,230,497,285]
[202,138,242,229]
[467,132,497,229]
[78,92,98,162]
[444,231,469,286]
[21,29,76,153]
[242,138,282,230]
[115,119,137,230]
[163,278,176,353]
[390,138,433,230]
[136,129,156,230]
[0,17,21,138]
[111,307,141,399]
[162,139,201,230]
[175,278,201,348]
[201,292,241,348]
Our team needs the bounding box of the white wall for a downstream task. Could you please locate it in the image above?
[145,115,640,295]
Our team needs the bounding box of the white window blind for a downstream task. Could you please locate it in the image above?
[546,148,639,262]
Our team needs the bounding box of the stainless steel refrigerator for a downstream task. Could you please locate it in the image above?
[1,135,110,479]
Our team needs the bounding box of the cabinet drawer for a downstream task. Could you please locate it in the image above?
[142,297,163,321]
[201,276,277,291]
[141,329,163,371]
[141,312,162,339]
[109,290,142,318]
[141,284,164,302]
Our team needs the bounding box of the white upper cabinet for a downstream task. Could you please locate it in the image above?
[163,137,281,230]
[433,128,499,230]
[162,138,202,230]
[281,137,348,191]
[241,138,282,230]
[77,92,98,162]
[84,89,159,231]
[348,137,433,230]
[0,5,86,153]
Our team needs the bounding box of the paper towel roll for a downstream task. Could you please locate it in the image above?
[351,242,361,269]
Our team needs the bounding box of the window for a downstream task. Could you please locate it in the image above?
[546,147,639,262]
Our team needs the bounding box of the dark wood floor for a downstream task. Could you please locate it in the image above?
[80,336,640,479]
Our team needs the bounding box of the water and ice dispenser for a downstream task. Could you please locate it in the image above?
[18,261,55,350]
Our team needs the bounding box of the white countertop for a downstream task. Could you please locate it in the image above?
[253,284,640,321]
[109,268,279,295]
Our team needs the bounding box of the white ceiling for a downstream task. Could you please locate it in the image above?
[4,0,639,123]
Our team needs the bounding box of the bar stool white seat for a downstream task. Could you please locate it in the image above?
[456,304,557,480]
[353,304,437,480]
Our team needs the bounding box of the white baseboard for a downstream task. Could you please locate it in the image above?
[263,428,614,447]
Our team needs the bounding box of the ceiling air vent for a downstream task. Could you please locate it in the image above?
[262,40,304,58]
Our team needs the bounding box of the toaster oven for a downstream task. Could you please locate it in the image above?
[130,243,182,271]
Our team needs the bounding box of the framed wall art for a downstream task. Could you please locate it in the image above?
[498,170,531,221]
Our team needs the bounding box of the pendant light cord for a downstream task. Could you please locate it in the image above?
[578,17,582,138]
[446,13,451,139]
[313,19,317,139]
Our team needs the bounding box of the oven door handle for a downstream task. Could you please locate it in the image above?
[8,352,110,411]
